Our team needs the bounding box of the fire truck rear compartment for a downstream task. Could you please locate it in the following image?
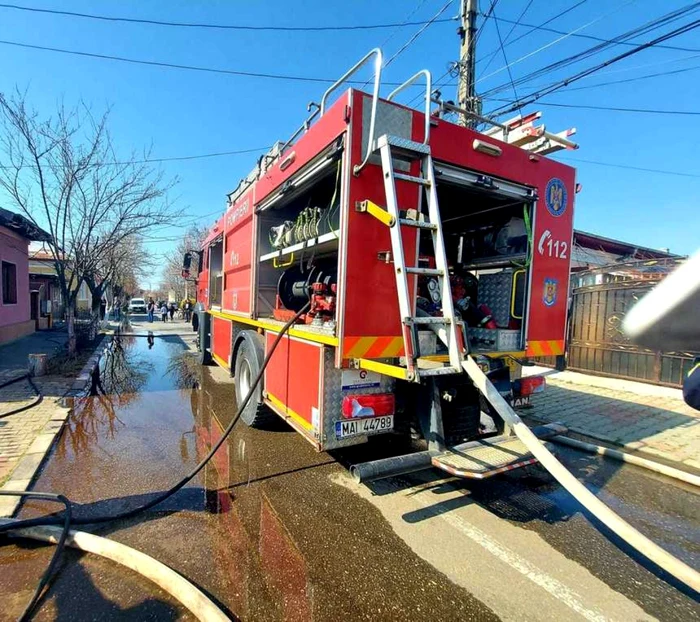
[425,177,535,356]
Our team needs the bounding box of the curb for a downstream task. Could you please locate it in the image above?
[520,411,700,473]
[0,334,111,518]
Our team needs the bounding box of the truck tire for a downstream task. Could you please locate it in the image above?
[234,332,274,428]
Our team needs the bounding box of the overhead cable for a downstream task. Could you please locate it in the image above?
[487,16,700,117]
[0,2,456,31]
[481,2,700,98]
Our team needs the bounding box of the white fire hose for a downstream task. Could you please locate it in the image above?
[463,356,700,594]
[1,520,229,621]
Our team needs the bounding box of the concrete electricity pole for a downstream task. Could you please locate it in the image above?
[457,0,479,126]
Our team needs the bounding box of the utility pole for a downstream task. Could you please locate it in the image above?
[457,0,479,126]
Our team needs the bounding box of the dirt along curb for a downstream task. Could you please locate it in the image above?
[519,409,700,478]
[0,334,112,518]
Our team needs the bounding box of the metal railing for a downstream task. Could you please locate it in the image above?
[431,97,510,138]
[318,48,383,176]
[387,69,432,145]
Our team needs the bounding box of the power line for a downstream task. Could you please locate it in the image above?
[483,10,700,53]
[384,0,454,68]
[479,0,534,74]
[474,0,500,45]
[488,97,700,115]
[557,156,700,178]
[485,12,700,116]
[0,146,271,169]
[0,38,415,86]
[491,7,519,101]
[477,0,589,65]
[542,62,700,93]
[0,2,456,32]
[481,2,700,99]
[479,0,654,94]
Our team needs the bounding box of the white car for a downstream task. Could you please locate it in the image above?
[129,297,147,314]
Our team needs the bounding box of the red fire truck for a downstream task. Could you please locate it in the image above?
[185,49,577,482]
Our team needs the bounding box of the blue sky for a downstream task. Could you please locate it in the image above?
[0,0,698,286]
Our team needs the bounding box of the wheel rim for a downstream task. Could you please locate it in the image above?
[239,358,252,399]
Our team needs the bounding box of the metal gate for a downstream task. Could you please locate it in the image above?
[567,261,696,387]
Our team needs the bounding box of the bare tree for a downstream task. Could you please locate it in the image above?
[84,234,153,322]
[0,89,179,354]
[161,224,208,303]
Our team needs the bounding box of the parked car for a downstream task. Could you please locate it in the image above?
[129,297,147,314]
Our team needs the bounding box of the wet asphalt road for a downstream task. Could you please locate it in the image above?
[0,330,698,621]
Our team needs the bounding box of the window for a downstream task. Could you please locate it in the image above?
[2,261,17,305]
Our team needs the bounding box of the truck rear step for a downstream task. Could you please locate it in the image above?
[432,423,567,479]
[351,423,567,483]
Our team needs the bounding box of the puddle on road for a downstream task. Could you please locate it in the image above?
[3,334,495,621]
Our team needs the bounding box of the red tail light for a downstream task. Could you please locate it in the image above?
[342,394,395,419]
[520,376,546,396]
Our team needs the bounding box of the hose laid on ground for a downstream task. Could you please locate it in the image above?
[0,374,43,419]
[549,435,700,488]
[463,356,700,594]
[0,519,229,622]
[0,303,310,530]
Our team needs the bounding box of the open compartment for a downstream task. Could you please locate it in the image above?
[254,141,344,331]
[418,164,536,354]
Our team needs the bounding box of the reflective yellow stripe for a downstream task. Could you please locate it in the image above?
[212,353,229,369]
[688,362,700,378]
[266,392,314,430]
[346,336,377,358]
[208,309,338,346]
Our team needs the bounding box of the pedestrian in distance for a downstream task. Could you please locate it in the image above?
[160,302,168,322]
[169,302,176,321]
[147,298,155,323]
[183,300,192,322]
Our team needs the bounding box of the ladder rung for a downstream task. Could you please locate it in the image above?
[406,267,443,276]
[376,135,432,155]
[410,317,451,325]
[394,172,431,186]
[399,218,437,230]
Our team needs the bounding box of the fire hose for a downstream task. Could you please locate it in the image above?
[463,357,700,594]
[0,303,310,620]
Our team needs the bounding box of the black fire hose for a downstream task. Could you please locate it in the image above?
[0,374,43,419]
[0,302,310,533]
[0,491,71,621]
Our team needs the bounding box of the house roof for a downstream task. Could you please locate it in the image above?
[573,230,679,260]
[0,207,51,242]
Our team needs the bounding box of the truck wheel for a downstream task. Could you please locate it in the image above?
[235,333,273,428]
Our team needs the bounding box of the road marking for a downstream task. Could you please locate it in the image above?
[410,492,610,622]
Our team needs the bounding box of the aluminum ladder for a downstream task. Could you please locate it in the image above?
[376,134,464,379]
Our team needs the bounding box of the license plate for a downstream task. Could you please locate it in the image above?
[335,415,394,439]
[512,396,531,408]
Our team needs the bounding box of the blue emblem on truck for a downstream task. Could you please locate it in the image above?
[545,178,567,217]
[543,278,558,307]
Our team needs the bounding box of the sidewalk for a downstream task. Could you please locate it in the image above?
[0,326,68,380]
[523,366,700,470]
[0,329,103,516]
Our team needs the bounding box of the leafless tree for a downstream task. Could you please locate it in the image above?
[0,89,179,354]
[161,224,208,303]
[83,234,154,321]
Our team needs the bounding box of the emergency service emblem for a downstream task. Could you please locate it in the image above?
[545,178,567,217]
[543,278,558,307]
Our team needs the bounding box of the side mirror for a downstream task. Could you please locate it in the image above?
[182,252,192,278]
